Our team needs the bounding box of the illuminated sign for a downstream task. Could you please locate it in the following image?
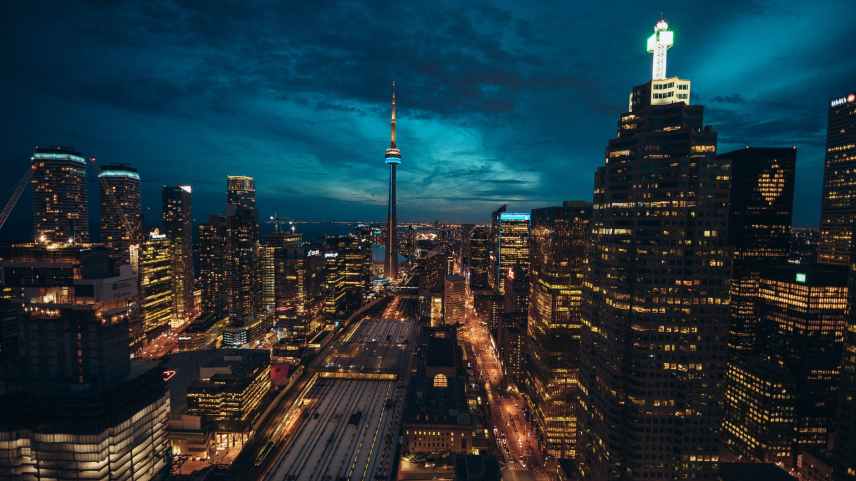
[307,249,321,256]
[179,185,192,194]
[831,94,855,107]
[795,273,806,284]
[499,213,530,222]
[324,252,339,258]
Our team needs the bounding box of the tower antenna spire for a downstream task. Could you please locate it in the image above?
[390,80,397,148]
[647,17,674,80]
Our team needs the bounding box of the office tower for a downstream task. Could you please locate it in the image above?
[162,185,194,327]
[487,205,507,290]
[722,356,797,464]
[98,163,143,264]
[263,231,307,345]
[0,243,141,372]
[495,212,530,294]
[322,246,345,317]
[499,265,527,384]
[469,225,491,289]
[0,248,170,481]
[184,349,271,443]
[340,235,372,302]
[757,265,848,449]
[724,263,848,466]
[527,201,591,459]
[260,243,277,315]
[226,175,256,213]
[835,238,856,480]
[198,215,228,320]
[30,146,90,245]
[140,229,175,339]
[385,82,401,279]
[578,20,731,481]
[261,230,305,319]
[819,92,856,265]
[443,274,466,325]
[225,205,258,326]
[318,235,369,318]
[719,147,796,354]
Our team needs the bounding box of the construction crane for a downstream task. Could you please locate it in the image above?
[0,165,35,232]
[89,157,142,263]
[267,212,294,234]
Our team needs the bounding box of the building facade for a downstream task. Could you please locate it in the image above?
[443,274,467,326]
[526,202,591,459]
[495,212,529,294]
[0,247,170,481]
[719,147,796,354]
[226,176,256,213]
[162,185,194,328]
[140,229,175,339]
[198,215,227,321]
[819,92,856,266]
[30,146,90,245]
[98,164,142,265]
[578,20,731,481]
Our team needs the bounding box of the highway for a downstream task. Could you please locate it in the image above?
[260,301,416,481]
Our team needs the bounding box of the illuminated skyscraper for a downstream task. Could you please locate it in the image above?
[259,230,304,318]
[495,212,530,294]
[527,201,591,459]
[264,231,305,330]
[321,235,371,318]
[722,355,796,464]
[835,238,856,480]
[162,185,194,327]
[198,214,227,320]
[98,163,142,264]
[819,92,856,265]
[487,205,507,290]
[227,175,257,214]
[30,146,90,245]
[468,225,491,289]
[384,82,401,279]
[0,245,170,480]
[719,147,796,353]
[225,205,258,326]
[579,20,730,480]
[499,265,527,384]
[758,265,848,449]
[140,229,175,338]
[443,274,466,325]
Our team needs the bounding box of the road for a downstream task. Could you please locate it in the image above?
[459,296,555,481]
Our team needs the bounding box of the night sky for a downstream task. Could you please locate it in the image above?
[2,1,854,239]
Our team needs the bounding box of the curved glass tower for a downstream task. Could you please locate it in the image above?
[384,82,401,279]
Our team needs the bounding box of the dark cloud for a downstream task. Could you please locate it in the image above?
[1,0,853,236]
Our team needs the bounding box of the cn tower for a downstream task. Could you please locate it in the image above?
[384,81,401,279]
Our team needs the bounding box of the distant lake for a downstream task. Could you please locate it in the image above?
[371,244,407,264]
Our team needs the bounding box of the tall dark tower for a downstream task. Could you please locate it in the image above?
[578,19,730,481]
[384,81,401,279]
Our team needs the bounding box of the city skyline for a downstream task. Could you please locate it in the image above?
[4,4,856,481]
[3,1,855,235]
